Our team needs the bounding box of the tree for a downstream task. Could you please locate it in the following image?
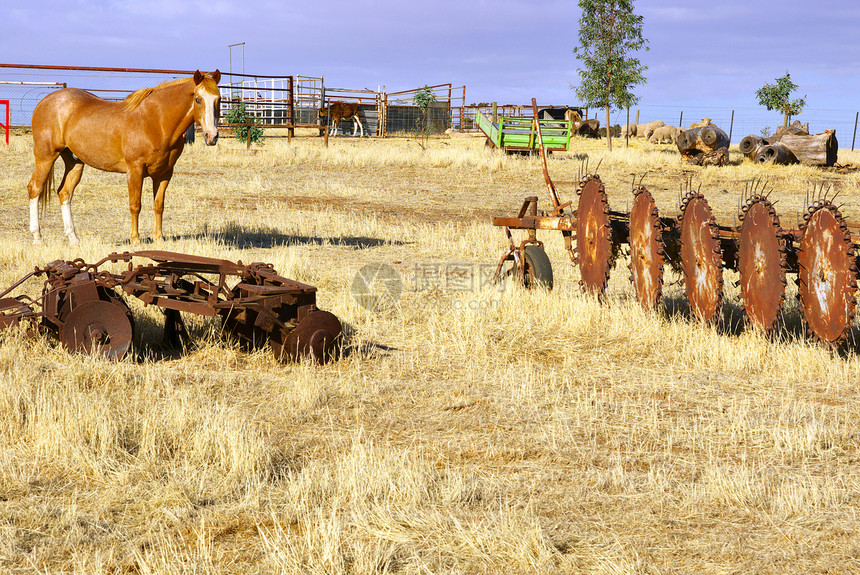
[224,101,264,147]
[413,86,437,150]
[572,0,648,151]
[755,72,806,128]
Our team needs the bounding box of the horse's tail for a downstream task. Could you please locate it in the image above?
[38,167,54,215]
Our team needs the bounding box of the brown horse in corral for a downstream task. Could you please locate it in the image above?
[319,101,364,137]
[27,70,221,245]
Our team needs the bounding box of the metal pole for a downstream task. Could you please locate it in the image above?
[728,110,735,144]
[461,85,466,132]
[228,42,245,101]
[626,106,630,147]
[288,75,295,140]
[448,84,452,131]
[679,111,683,128]
[853,112,859,151]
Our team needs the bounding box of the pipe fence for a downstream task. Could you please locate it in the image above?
[3,64,858,148]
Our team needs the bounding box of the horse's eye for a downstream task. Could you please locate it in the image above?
[195,97,202,104]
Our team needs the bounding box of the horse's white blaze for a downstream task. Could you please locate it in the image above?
[199,91,219,144]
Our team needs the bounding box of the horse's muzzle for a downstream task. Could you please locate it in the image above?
[205,132,219,146]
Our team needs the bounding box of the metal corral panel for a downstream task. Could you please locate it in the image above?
[385,104,451,135]
[294,107,319,126]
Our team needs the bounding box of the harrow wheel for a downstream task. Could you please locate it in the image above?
[499,244,553,290]
[272,310,342,364]
[576,176,613,298]
[737,196,786,333]
[628,187,664,311]
[797,202,857,347]
[59,299,134,360]
[521,244,553,289]
[679,192,723,324]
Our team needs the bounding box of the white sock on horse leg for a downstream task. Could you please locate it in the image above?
[61,200,80,244]
[29,197,43,244]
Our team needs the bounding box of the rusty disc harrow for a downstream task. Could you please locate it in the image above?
[737,196,787,333]
[628,186,664,311]
[679,192,723,323]
[575,175,613,298]
[797,201,857,347]
[59,299,134,359]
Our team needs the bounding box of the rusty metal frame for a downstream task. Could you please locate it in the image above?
[0,250,339,362]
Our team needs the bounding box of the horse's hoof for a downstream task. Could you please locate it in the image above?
[32,239,44,247]
[68,236,80,246]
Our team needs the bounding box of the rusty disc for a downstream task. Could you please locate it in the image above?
[797,202,857,346]
[273,310,342,363]
[679,192,723,323]
[59,299,133,359]
[628,187,664,311]
[737,196,786,333]
[576,176,613,297]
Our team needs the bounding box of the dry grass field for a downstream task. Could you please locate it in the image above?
[1,129,859,574]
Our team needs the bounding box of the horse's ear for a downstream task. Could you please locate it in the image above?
[193,70,204,85]
[211,69,221,84]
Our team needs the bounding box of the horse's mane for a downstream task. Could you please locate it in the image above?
[123,75,217,111]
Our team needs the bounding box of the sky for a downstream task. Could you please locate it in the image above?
[4,0,860,136]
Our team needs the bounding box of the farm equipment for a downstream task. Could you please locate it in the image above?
[493,100,860,348]
[0,250,342,363]
[475,108,573,153]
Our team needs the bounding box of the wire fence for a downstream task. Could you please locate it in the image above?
[608,104,860,147]
[0,65,196,128]
[0,64,466,138]
[3,64,858,147]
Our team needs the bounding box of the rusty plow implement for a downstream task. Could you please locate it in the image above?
[493,100,860,349]
[0,250,342,363]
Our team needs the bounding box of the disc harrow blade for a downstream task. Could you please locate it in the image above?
[628,186,664,311]
[59,299,134,360]
[679,192,723,324]
[273,310,343,364]
[575,175,613,298]
[737,196,787,333]
[797,201,857,347]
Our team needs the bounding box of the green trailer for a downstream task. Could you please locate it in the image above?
[475,108,573,153]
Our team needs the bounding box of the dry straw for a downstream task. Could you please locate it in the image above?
[0,132,858,573]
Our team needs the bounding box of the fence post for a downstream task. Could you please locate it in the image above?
[853,112,859,151]
[324,104,330,147]
[0,100,9,146]
[287,75,295,141]
[635,109,639,125]
[626,106,630,147]
[728,110,735,144]
[679,111,683,128]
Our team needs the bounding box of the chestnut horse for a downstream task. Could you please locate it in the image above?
[27,70,221,245]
